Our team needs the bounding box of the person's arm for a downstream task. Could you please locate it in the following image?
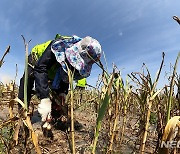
[34,41,56,99]
[34,41,58,124]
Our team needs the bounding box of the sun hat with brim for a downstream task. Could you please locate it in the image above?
[51,35,82,74]
[65,36,102,77]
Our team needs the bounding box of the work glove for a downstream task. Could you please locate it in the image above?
[38,98,52,122]
[42,121,52,130]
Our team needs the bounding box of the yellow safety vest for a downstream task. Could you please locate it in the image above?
[76,78,86,87]
[31,40,52,61]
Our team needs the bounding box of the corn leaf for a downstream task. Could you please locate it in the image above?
[162,116,180,141]
[150,88,164,101]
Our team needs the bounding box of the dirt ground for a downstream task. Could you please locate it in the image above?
[0,97,158,154]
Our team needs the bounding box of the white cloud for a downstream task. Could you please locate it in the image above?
[0,74,12,84]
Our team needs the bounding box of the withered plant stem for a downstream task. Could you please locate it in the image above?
[140,52,165,153]
[166,52,180,123]
[0,46,10,68]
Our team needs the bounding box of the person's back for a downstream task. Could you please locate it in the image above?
[31,34,74,81]
[31,40,52,63]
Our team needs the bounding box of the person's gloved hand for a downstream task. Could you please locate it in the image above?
[38,98,52,122]
[42,121,52,130]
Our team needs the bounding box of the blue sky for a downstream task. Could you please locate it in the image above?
[0,0,180,88]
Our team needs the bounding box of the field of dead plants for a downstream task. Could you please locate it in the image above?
[0,45,180,154]
[0,20,179,154]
